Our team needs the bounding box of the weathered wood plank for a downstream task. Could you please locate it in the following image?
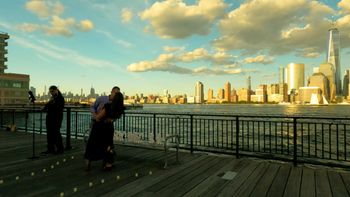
[216,159,261,196]
[283,166,302,197]
[153,157,223,196]
[182,158,240,197]
[300,167,315,197]
[102,155,207,197]
[233,162,269,197]
[249,163,280,197]
[266,164,291,197]
[315,169,332,197]
[328,171,349,197]
[340,171,350,195]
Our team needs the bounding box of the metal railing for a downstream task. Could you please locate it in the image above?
[1,107,350,168]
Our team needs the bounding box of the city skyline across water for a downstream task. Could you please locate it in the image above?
[2,0,350,96]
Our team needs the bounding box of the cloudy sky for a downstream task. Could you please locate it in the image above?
[1,0,350,97]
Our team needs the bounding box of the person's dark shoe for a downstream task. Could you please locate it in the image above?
[103,163,113,171]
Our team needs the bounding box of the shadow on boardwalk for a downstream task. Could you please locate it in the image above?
[1,130,350,197]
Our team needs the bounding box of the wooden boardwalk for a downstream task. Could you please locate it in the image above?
[1,130,350,197]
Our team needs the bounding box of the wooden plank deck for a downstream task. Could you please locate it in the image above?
[1,130,350,197]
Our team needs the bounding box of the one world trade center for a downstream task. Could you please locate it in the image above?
[326,28,341,95]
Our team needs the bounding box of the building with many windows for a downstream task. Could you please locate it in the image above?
[0,33,29,105]
[194,81,204,103]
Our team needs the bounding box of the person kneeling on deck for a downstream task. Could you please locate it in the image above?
[84,86,125,171]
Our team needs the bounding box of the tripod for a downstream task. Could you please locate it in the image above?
[28,91,39,159]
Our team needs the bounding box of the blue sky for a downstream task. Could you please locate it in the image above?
[1,0,350,97]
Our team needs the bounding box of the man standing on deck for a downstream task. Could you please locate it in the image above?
[41,85,65,155]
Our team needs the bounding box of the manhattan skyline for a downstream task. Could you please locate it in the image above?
[1,0,350,96]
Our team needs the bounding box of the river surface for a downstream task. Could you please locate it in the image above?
[134,104,350,118]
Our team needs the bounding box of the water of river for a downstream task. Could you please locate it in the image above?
[135,104,350,118]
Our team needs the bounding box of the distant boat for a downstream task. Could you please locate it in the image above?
[278,102,291,105]
[309,94,328,105]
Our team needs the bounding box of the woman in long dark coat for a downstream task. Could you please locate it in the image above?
[84,88,124,171]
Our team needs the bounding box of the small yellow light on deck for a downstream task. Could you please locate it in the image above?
[116,175,120,180]
[51,165,54,169]
[43,169,47,173]
[73,187,78,192]
[101,179,105,184]
[63,158,66,162]
[31,172,35,176]
[56,161,60,165]
[59,192,64,197]
[15,176,19,181]
[71,156,74,159]
[89,182,93,187]
[0,180,4,184]
[135,173,138,177]
[149,171,153,175]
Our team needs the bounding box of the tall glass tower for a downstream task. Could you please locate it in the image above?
[285,63,305,94]
[326,28,341,95]
[195,81,204,103]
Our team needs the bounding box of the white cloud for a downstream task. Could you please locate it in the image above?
[95,29,133,48]
[121,8,133,23]
[163,46,184,52]
[16,23,40,33]
[127,47,242,75]
[77,20,94,32]
[140,0,227,38]
[43,16,76,37]
[338,0,350,14]
[25,0,64,18]
[243,55,274,64]
[14,36,117,68]
[20,0,94,37]
[213,0,339,56]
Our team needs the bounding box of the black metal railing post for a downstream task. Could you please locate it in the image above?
[122,113,126,131]
[25,110,28,133]
[65,107,72,150]
[40,111,43,134]
[293,117,297,166]
[0,109,3,128]
[153,114,156,142]
[75,111,78,139]
[190,115,194,154]
[12,109,15,125]
[236,116,239,158]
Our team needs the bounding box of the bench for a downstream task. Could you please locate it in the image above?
[113,131,180,168]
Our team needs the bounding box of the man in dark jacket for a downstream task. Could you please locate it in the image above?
[42,85,65,155]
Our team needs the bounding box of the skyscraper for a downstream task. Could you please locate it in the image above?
[279,66,284,84]
[319,62,335,101]
[195,81,204,103]
[326,28,341,95]
[284,63,305,94]
[207,88,213,102]
[343,70,349,98]
[224,82,231,102]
